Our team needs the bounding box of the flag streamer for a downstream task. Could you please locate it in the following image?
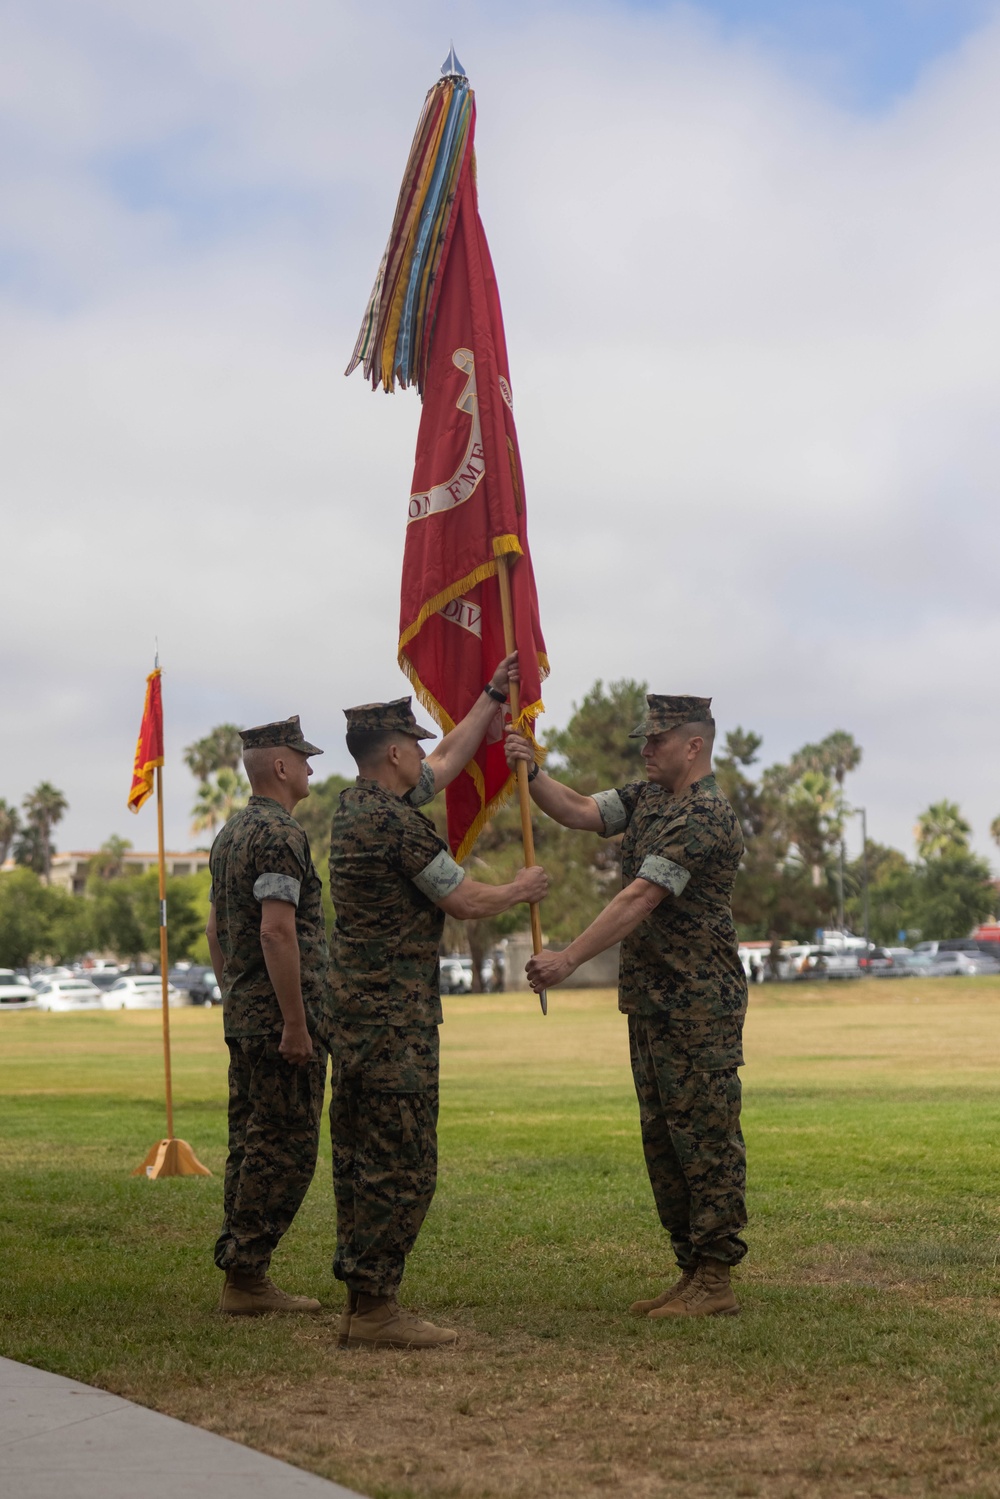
[348,55,548,868]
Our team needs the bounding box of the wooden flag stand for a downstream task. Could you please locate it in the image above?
[496,553,547,1015]
[132,764,211,1179]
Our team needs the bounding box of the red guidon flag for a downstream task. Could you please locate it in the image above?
[127,668,164,813]
[348,64,547,860]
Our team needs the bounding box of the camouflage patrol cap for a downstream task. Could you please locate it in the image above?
[628,695,714,738]
[239,715,323,756]
[343,696,436,740]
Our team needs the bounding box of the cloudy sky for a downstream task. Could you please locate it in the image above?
[2,0,999,868]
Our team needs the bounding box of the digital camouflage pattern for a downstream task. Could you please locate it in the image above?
[238,714,323,755]
[628,693,714,738]
[210,796,328,1039]
[629,1015,747,1266]
[214,1034,329,1276]
[597,773,747,1067]
[326,778,456,1029]
[342,696,435,739]
[327,1020,439,1296]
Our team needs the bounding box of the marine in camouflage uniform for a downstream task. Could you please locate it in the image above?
[206,715,329,1316]
[507,694,748,1319]
[327,680,547,1349]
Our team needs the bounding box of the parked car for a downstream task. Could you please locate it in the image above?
[29,967,75,991]
[186,966,221,1006]
[858,946,914,976]
[912,951,1000,977]
[0,980,38,1010]
[912,939,981,959]
[101,975,185,1010]
[816,947,862,979]
[34,978,104,1012]
[439,956,473,994]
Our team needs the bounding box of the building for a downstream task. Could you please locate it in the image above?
[47,850,211,896]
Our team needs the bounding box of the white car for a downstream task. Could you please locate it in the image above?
[34,978,104,1012]
[101,975,185,1010]
[30,967,74,991]
[0,981,38,1011]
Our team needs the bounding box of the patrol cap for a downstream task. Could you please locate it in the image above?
[628,695,714,738]
[343,696,436,740]
[239,715,323,756]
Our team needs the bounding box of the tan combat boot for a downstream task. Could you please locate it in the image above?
[629,1265,696,1316]
[336,1289,358,1349]
[218,1271,321,1316]
[647,1257,740,1319]
[344,1294,458,1349]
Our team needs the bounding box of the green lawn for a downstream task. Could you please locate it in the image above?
[3,980,1000,1498]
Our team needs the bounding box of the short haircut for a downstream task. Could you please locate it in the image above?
[673,719,716,750]
[243,744,304,787]
[346,728,400,768]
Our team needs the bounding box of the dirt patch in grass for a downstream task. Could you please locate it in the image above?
[139,1316,999,1499]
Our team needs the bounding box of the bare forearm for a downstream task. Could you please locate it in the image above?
[529,770,604,831]
[207,930,225,989]
[440,877,530,921]
[563,883,663,970]
[260,930,308,1027]
[426,693,497,791]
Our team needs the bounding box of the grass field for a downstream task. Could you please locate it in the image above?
[3,980,1000,1498]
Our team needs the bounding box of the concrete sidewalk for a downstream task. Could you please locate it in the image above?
[0,1356,366,1499]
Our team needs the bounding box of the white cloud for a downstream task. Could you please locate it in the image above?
[1,0,998,873]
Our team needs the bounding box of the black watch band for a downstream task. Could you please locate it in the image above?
[484,682,507,703]
[527,762,540,783]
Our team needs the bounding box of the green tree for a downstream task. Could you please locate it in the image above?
[184,723,244,780]
[191,767,249,841]
[915,801,972,861]
[89,835,133,881]
[991,814,1000,851]
[88,869,203,965]
[845,841,916,946]
[544,679,649,793]
[0,869,55,967]
[909,852,995,939]
[0,799,20,865]
[13,822,51,878]
[18,782,68,885]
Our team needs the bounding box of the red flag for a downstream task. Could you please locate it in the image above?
[397,101,548,860]
[127,668,164,813]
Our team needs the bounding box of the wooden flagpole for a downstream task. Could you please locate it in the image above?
[133,679,211,1179]
[495,552,547,1015]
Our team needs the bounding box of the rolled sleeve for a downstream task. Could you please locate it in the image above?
[253,872,302,906]
[638,855,691,895]
[411,850,465,901]
[593,788,628,837]
[405,762,437,808]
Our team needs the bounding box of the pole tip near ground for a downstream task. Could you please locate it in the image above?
[539,990,547,1015]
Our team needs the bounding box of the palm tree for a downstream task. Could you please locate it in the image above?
[190,769,248,841]
[991,814,1000,852]
[915,801,971,861]
[0,799,19,865]
[22,782,68,884]
[90,835,133,881]
[790,733,862,927]
[216,768,249,822]
[184,723,244,782]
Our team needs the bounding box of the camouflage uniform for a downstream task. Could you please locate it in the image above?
[325,699,464,1299]
[593,695,749,1268]
[210,716,329,1279]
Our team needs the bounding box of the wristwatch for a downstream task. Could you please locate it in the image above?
[484,682,507,703]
